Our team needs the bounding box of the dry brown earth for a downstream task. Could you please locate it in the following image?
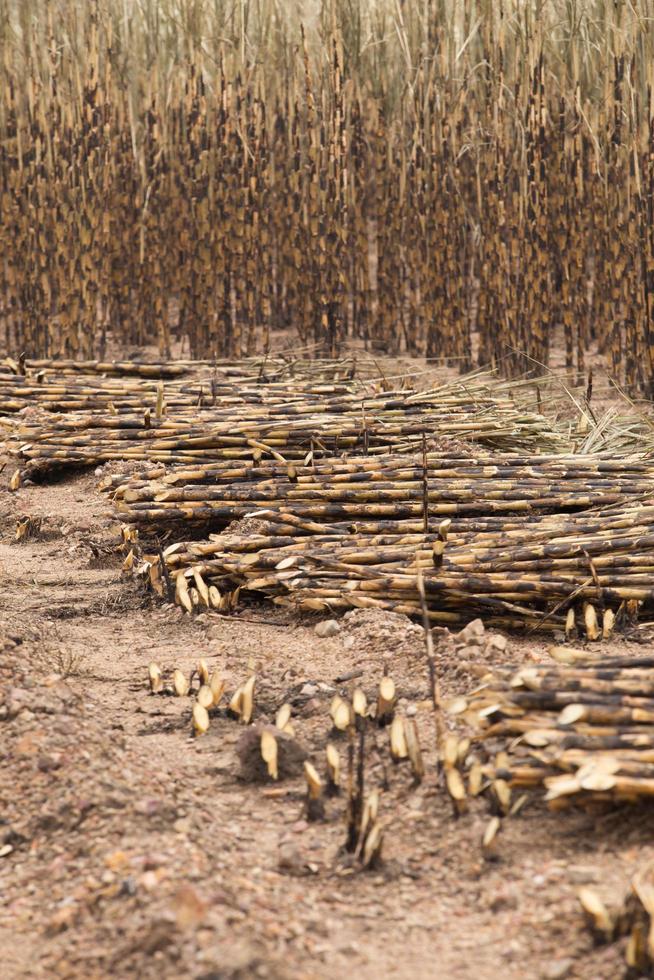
[1,461,649,980]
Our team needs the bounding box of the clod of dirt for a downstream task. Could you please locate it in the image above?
[455,618,485,645]
[237,724,308,782]
[428,625,515,697]
[3,680,78,719]
[541,959,574,980]
[225,515,276,536]
[342,608,424,660]
[315,619,340,638]
[277,841,316,877]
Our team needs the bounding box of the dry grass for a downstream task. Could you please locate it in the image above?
[32,642,86,679]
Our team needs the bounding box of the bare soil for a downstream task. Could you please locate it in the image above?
[1,346,650,980]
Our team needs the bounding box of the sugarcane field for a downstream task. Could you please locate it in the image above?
[10,4,654,980]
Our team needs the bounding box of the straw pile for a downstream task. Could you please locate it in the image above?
[457,645,654,809]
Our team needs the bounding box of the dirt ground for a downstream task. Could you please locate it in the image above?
[1,465,651,980]
[1,341,652,980]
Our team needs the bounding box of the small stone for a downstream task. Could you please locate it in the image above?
[37,753,63,773]
[486,885,519,912]
[568,864,599,885]
[300,682,318,697]
[45,905,77,935]
[315,619,340,638]
[300,697,322,716]
[140,870,159,891]
[278,843,312,876]
[487,633,507,652]
[104,850,129,871]
[406,704,418,717]
[456,618,485,645]
[173,884,207,929]
[541,958,573,980]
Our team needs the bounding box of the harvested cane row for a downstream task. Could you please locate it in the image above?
[139,495,654,633]
[456,645,654,810]
[3,355,365,378]
[0,355,370,415]
[110,451,654,531]
[5,376,567,479]
[0,373,369,416]
[143,655,431,871]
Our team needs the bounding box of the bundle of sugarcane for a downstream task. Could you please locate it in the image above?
[1,357,193,379]
[455,644,654,809]
[1,353,367,381]
[0,370,369,416]
[153,498,654,632]
[109,451,654,531]
[5,377,567,477]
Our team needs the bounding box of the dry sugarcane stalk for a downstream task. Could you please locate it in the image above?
[461,647,654,809]
[326,743,341,796]
[173,669,190,697]
[481,816,501,862]
[405,719,425,785]
[389,716,408,762]
[330,696,352,732]
[583,865,654,972]
[275,703,292,734]
[192,703,210,737]
[376,673,396,727]
[261,730,279,781]
[210,674,226,707]
[148,662,164,694]
[303,761,325,821]
[197,659,210,685]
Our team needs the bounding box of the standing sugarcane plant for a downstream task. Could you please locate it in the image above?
[3,1,654,393]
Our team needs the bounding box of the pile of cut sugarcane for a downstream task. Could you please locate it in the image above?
[0,354,368,416]
[1,353,367,380]
[4,373,567,479]
[0,372,367,416]
[131,481,654,631]
[456,644,654,808]
[109,451,654,529]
